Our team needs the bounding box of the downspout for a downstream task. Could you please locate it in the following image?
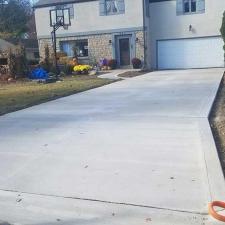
[142,0,147,69]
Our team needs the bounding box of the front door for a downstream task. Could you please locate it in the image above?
[117,36,131,66]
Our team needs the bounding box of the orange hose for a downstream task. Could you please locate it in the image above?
[208,201,225,222]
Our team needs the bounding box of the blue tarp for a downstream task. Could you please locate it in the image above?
[30,68,48,80]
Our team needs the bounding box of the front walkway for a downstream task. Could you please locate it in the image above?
[0,68,224,225]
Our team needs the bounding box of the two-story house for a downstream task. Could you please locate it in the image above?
[34,0,225,70]
[34,0,147,68]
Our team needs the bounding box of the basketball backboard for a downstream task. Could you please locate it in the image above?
[50,8,71,27]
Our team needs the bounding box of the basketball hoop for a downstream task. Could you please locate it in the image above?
[49,7,71,79]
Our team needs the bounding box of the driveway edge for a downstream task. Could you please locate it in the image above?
[203,70,225,202]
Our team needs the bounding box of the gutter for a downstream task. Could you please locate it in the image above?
[142,0,147,69]
[33,0,96,9]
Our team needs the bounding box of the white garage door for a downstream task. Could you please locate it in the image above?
[157,37,224,69]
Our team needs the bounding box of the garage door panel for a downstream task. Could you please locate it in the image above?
[157,37,224,69]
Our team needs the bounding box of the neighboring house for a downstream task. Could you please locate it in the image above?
[0,39,17,53]
[2,38,40,62]
[34,0,225,70]
[149,0,225,69]
[34,0,147,67]
[0,39,17,69]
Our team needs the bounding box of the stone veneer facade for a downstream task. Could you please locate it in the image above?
[38,31,144,66]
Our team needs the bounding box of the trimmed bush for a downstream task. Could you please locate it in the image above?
[132,58,142,69]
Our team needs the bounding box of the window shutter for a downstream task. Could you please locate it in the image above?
[117,0,125,14]
[176,0,183,15]
[99,0,106,16]
[196,0,205,13]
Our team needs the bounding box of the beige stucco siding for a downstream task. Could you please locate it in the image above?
[35,0,144,38]
[149,0,225,69]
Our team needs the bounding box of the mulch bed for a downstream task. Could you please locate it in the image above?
[210,72,225,175]
[118,70,151,78]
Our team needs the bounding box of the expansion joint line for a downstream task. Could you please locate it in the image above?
[0,188,208,216]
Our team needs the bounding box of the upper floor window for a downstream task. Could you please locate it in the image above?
[106,0,118,14]
[177,0,205,15]
[183,0,196,13]
[99,0,125,16]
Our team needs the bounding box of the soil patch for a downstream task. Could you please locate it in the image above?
[210,72,225,174]
[118,70,151,78]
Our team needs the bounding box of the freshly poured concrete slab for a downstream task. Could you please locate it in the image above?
[0,190,224,225]
[0,68,224,224]
[0,117,210,212]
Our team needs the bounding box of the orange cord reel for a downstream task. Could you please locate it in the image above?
[208,201,225,222]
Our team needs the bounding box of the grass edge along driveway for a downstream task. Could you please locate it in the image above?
[0,76,115,116]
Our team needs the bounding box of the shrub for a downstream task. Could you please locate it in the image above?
[58,56,71,65]
[107,59,117,70]
[27,59,39,65]
[8,46,28,78]
[56,51,67,58]
[61,63,74,75]
[69,58,79,66]
[221,11,225,60]
[41,45,52,72]
[132,58,142,69]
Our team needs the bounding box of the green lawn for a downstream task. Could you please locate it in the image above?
[0,76,114,116]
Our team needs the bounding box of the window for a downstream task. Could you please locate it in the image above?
[0,58,8,65]
[183,0,190,13]
[183,0,196,13]
[99,0,125,16]
[177,0,205,15]
[76,40,88,57]
[106,0,118,14]
[191,0,197,12]
[60,40,88,57]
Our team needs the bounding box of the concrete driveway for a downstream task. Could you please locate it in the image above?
[0,68,224,225]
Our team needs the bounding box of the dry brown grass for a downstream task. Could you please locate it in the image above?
[0,75,114,116]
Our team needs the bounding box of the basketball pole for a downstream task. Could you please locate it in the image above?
[50,8,70,79]
[52,25,59,78]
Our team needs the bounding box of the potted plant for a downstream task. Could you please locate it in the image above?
[132,58,142,69]
[73,64,92,75]
[99,58,108,70]
[107,59,117,70]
